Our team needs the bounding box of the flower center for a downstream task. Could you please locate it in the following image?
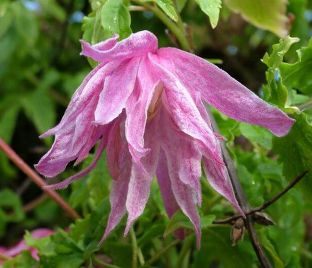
[148,83,163,121]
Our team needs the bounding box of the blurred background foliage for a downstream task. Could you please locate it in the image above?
[0,0,312,267]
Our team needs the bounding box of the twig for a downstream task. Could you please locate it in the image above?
[213,170,309,224]
[23,193,48,212]
[0,138,80,220]
[207,110,272,268]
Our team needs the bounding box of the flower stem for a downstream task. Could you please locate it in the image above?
[130,227,138,268]
[0,138,80,220]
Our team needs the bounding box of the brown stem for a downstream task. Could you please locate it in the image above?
[0,138,80,220]
[214,170,308,224]
[207,110,272,268]
[23,193,48,212]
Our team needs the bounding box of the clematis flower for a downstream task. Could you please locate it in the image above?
[35,31,294,246]
[0,228,53,262]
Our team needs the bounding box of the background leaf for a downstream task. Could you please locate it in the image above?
[195,0,222,28]
[225,0,288,37]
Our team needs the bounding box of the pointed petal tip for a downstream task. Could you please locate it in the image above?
[272,116,295,137]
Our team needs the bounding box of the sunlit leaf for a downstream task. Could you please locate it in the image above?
[225,0,288,37]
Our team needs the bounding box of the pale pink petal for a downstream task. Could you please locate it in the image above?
[81,31,158,63]
[40,62,118,138]
[35,96,98,177]
[102,119,132,241]
[148,53,222,164]
[157,48,294,137]
[203,156,243,214]
[156,150,186,240]
[94,58,140,125]
[125,56,160,161]
[162,146,201,248]
[156,150,179,217]
[74,125,110,165]
[124,115,160,234]
[159,108,202,204]
[44,135,107,190]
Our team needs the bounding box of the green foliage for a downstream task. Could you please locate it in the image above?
[1,1,312,267]
[83,0,131,43]
[195,0,222,28]
[156,0,179,21]
[0,189,24,236]
[225,0,288,37]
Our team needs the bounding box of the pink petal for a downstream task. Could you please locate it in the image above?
[124,115,160,234]
[162,147,201,248]
[40,62,117,138]
[149,53,222,164]
[35,96,99,177]
[125,56,160,161]
[157,48,294,137]
[102,119,132,241]
[94,58,140,125]
[81,31,158,63]
[44,135,107,190]
[160,108,202,204]
[156,150,179,217]
[202,154,243,215]
[156,150,186,241]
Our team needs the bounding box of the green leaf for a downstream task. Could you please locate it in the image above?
[273,113,312,191]
[280,39,312,95]
[239,123,272,150]
[163,211,193,237]
[3,252,39,268]
[259,232,284,268]
[22,88,56,135]
[101,0,132,39]
[262,36,299,107]
[225,0,288,37]
[193,228,255,267]
[195,0,222,28]
[0,189,24,235]
[156,0,178,22]
[176,0,188,12]
[0,104,20,142]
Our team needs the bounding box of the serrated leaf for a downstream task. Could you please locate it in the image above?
[195,0,222,28]
[225,0,288,37]
[273,113,312,190]
[280,39,312,95]
[156,0,178,22]
[262,36,299,107]
[101,0,132,39]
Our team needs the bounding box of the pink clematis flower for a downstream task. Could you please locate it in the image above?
[35,31,294,246]
[0,228,54,262]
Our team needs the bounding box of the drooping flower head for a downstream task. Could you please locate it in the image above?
[35,31,294,247]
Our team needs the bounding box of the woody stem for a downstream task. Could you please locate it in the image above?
[0,138,80,220]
